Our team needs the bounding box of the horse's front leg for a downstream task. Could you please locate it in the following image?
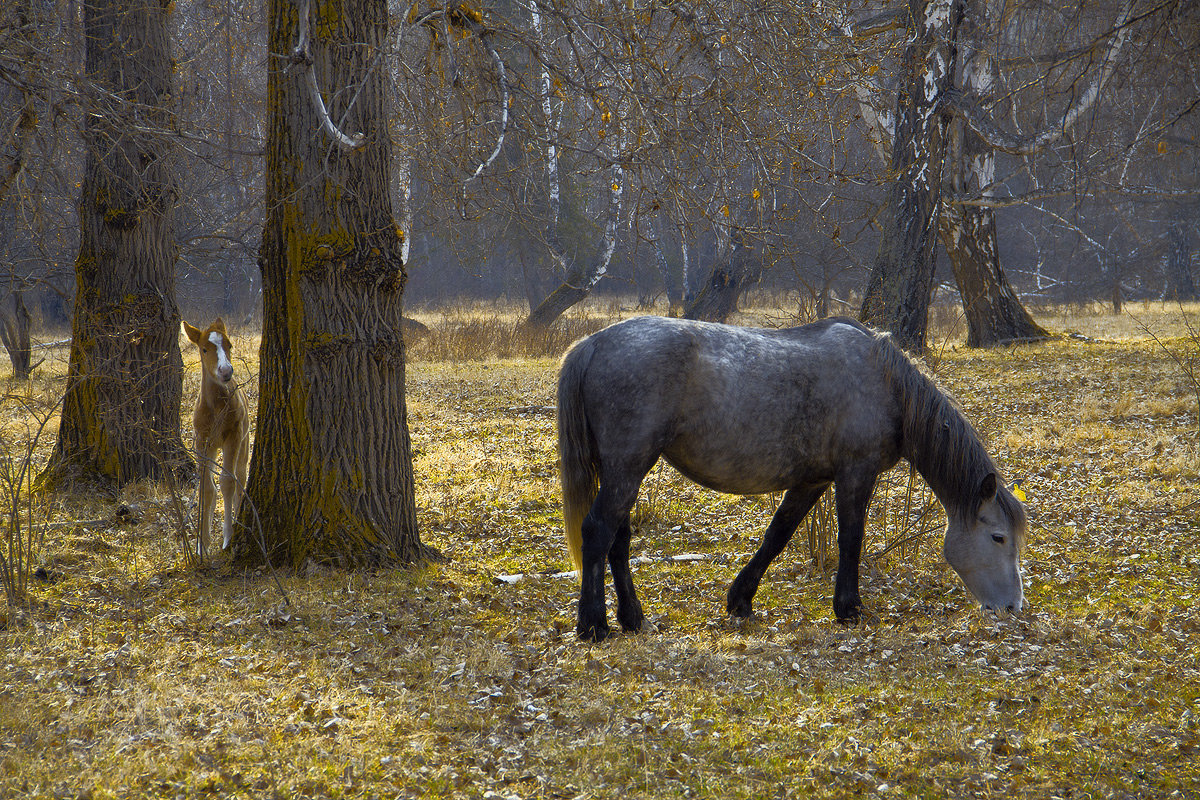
[727,483,828,618]
[608,516,644,633]
[196,445,216,558]
[832,471,876,622]
[221,435,247,550]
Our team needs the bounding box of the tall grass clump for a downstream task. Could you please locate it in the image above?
[0,387,56,608]
[406,303,622,362]
[798,465,942,578]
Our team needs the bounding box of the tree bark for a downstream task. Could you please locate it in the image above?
[1165,219,1196,302]
[940,203,1050,346]
[683,229,757,323]
[939,0,1048,348]
[0,291,33,380]
[39,0,190,490]
[242,0,428,567]
[860,0,963,353]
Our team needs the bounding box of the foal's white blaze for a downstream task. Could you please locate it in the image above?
[208,331,233,383]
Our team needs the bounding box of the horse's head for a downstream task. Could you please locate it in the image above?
[183,318,236,386]
[943,472,1026,613]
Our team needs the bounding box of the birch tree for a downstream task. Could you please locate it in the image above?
[520,5,628,329]
[859,0,963,353]
[854,0,1151,349]
[938,0,1047,347]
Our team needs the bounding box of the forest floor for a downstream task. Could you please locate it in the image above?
[1,299,1198,799]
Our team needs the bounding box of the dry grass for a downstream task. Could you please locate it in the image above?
[1,299,1199,799]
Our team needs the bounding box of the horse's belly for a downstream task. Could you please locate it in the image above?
[661,443,823,495]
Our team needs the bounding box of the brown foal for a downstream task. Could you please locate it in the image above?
[183,318,250,556]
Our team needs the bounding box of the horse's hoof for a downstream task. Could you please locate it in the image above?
[834,598,862,624]
[618,613,644,633]
[727,595,753,618]
[577,621,610,642]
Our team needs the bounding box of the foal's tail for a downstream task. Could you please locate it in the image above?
[557,336,599,574]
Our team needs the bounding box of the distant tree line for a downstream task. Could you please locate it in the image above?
[2,1,1197,339]
[0,0,1196,565]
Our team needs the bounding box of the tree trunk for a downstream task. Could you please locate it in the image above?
[39,0,190,490]
[1165,219,1196,302]
[524,164,622,329]
[684,229,757,323]
[242,0,427,567]
[652,208,684,315]
[0,0,39,211]
[941,205,1049,346]
[0,291,33,380]
[525,281,590,329]
[860,0,963,353]
[938,0,1048,348]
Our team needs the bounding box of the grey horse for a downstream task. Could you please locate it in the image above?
[556,316,1026,642]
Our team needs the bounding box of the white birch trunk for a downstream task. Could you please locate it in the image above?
[859,0,962,352]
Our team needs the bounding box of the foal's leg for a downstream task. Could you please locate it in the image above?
[220,436,244,550]
[608,515,644,633]
[832,471,877,622]
[727,484,828,618]
[196,444,217,558]
[578,481,642,642]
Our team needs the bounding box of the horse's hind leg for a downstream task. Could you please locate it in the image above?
[727,484,828,618]
[608,516,644,633]
[578,482,642,642]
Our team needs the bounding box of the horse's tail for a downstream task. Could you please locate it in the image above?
[557,335,599,575]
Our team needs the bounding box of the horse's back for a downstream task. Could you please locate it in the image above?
[567,316,900,494]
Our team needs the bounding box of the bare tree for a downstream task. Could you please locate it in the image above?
[239,0,429,566]
[380,0,1194,323]
[39,0,191,489]
[1165,218,1196,301]
[518,3,629,328]
[938,0,1048,346]
[859,0,963,353]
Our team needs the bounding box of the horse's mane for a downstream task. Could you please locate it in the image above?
[868,332,1026,534]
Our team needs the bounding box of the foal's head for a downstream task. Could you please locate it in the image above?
[183,318,236,386]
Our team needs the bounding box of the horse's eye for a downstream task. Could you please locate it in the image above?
[991,534,1006,545]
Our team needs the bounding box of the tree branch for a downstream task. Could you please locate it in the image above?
[454,6,510,192]
[944,0,1135,156]
[290,0,366,151]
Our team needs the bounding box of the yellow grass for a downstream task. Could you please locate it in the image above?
[1,299,1198,798]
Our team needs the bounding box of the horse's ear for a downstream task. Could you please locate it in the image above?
[213,317,227,333]
[980,472,998,502]
[183,321,202,345]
